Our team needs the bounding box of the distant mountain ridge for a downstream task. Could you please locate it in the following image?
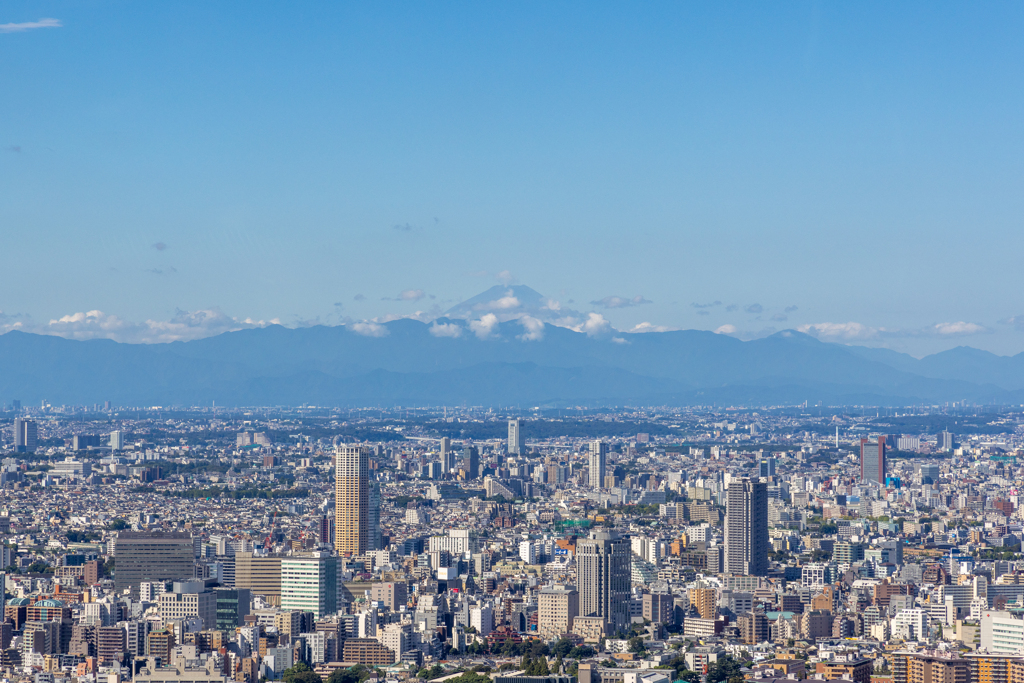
[0,318,1022,407]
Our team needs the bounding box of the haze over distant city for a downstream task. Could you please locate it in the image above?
[4,3,1024,356]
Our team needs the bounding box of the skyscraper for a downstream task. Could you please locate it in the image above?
[724,478,768,576]
[440,437,455,474]
[860,437,886,484]
[462,445,479,480]
[368,482,382,551]
[508,420,524,455]
[13,418,37,453]
[758,457,777,478]
[335,445,369,555]
[588,441,608,489]
[576,530,631,636]
[110,430,124,451]
[938,430,954,452]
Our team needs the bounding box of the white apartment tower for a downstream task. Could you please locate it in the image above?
[588,441,608,489]
[508,420,524,455]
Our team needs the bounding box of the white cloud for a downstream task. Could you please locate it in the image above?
[797,322,880,341]
[38,308,276,343]
[611,337,629,344]
[429,322,463,338]
[542,299,562,312]
[48,310,132,339]
[591,295,652,309]
[399,289,425,301]
[351,322,389,337]
[629,322,673,333]
[491,295,520,310]
[469,313,500,339]
[517,316,545,341]
[799,320,987,341]
[495,270,516,285]
[0,18,61,33]
[931,321,986,336]
[715,324,738,335]
[579,312,612,337]
[371,308,438,324]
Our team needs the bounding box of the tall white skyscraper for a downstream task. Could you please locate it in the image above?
[508,420,524,455]
[588,440,608,489]
[725,478,768,576]
[110,430,124,451]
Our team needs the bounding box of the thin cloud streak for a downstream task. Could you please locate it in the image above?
[0,18,62,33]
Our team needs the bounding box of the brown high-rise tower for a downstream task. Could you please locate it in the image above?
[335,445,369,555]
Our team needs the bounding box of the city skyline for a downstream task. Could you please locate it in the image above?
[4,4,1024,356]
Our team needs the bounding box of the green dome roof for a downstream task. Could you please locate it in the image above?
[34,598,64,608]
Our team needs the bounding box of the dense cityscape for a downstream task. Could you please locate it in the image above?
[7,5,1024,683]
[0,403,1022,683]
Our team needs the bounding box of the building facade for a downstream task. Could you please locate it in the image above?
[335,445,369,555]
[724,478,768,576]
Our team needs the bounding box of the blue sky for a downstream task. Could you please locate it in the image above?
[2,2,1024,355]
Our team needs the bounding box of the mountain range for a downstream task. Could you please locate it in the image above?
[2,291,1024,407]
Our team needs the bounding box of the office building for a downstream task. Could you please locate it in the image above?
[440,437,455,473]
[114,532,195,598]
[341,638,395,666]
[917,463,940,485]
[53,457,92,479]
[371,582,408,611]
[462,445,479,480]
[508,419,524,455]
[13,418,37,453]
[758,457,777,478]
[157,581,217,631]
[234,554,282,604]
[471,604,494,636]
[725,478,768,576]
[588,441,608,489]
[110,430,124,451]
[939,431,954,451]
[215,588,251,631]
[281,554,337,618]
[368,482,382,551]
[980,611,1024,655]
[335,445,369,555]
[642,592,674,625]
[861,436,886,484]
[538,586,579,639]
[72,434,100,451]
[576,531,631,635]
[428,529,480,554]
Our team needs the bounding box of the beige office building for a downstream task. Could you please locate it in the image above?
[335,445,369,555]
[538,586,579,640]
[234,555,282,605]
